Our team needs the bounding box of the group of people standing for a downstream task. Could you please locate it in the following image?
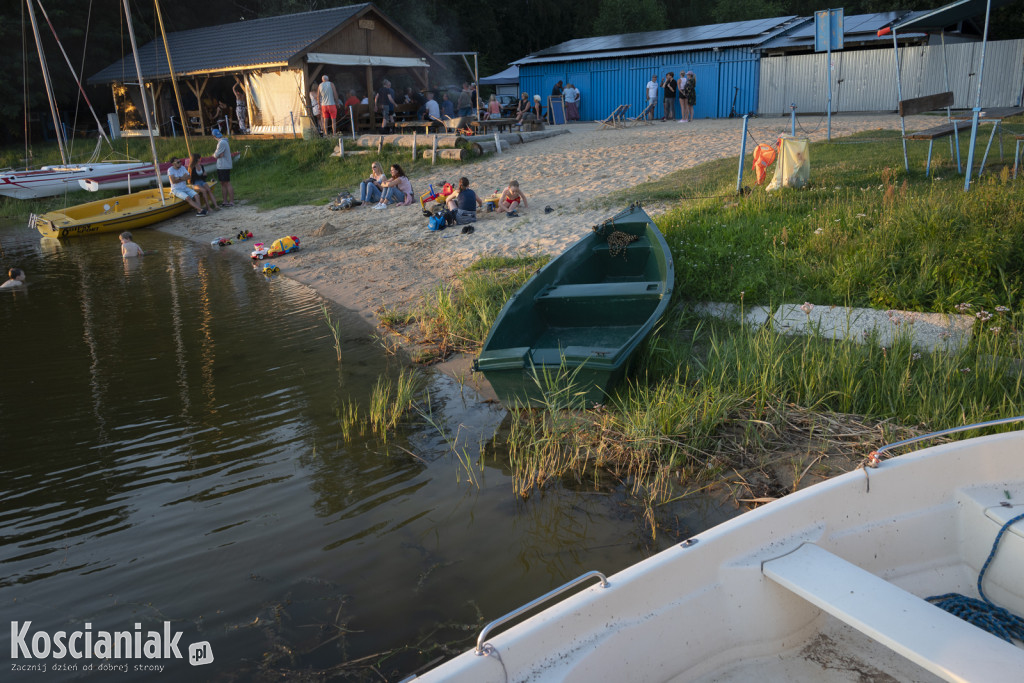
[647,72,697,122]
[549,81,581,121]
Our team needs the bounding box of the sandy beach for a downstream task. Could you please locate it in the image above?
[155,113,934,321]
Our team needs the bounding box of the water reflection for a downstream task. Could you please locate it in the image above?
[0,222,698,681]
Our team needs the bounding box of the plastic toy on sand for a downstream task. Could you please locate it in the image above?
[262,264,279,274]
[251,236,300,260]
[211,237,232,247]
[236,230,254,241]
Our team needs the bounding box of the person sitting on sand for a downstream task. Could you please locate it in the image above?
[446,177,482,225]
[373,164,413,209]
[359,162,387,204]
[188,153,218,211]
[497,180,528,214]
[120,231,144,258]
[167,157,207,216]
[1,267,25,289]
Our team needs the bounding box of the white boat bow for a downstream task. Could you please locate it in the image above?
[417,419,1024,682]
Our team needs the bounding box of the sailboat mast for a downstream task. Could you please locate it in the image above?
[24,0,68,165]
[121,0,166,203]
[154,0,191,159]
[34,0,115,149]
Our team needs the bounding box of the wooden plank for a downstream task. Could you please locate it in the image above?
[899,91,954,117]
[905,120,972,140]
[763,543,1024,682]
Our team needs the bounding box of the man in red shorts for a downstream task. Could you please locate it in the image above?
[318,75,340,136]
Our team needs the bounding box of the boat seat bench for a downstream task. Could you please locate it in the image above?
[763,543,1024,681]
[535,281,664,301]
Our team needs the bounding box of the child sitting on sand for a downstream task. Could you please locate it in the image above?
[1,267,25,289]
[497,180,528,214]
[120,231,145,258]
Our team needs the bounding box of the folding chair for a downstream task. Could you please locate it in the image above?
[626,103,655,126]
[598,104,630,130]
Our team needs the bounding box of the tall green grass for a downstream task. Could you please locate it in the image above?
[631,132,1024,313]
[382,254,550,358]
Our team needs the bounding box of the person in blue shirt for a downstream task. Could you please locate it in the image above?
[445,177,482,225]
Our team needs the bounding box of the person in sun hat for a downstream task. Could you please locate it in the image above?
[212,128,235,207]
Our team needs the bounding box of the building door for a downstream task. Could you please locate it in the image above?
[682,63,719,119]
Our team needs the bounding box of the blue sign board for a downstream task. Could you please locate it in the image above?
[814,9,844,52]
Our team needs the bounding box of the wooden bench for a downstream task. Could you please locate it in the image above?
[535,281,663,301]
[899,91,961,176]
[473,118,517,134]
[534,281,663,325]
[763,543,1024,681]
[952,107,1024,178]
[395,120,440,135]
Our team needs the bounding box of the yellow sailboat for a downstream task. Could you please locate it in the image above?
[31,187,192,239]
[31,0,200,240]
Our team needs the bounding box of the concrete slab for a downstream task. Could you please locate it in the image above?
[773,304,974,352]
[689,301,975,353]
[691,301,773,328]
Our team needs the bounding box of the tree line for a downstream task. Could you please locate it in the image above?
[3,0,1021,145]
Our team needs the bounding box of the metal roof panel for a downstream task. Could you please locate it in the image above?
[89,4,368,84]
[893,0,1017,31]
[522,16,800,62]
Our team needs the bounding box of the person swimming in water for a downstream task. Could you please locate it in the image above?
[1,267,25,288]
[120,232,145,258]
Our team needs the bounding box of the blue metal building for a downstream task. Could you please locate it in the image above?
[514,17,806,121]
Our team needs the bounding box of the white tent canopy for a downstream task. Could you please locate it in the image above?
[306,53,428,68]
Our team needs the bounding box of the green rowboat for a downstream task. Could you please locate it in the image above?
[474,204,674,407]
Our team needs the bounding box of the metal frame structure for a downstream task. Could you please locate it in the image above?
[888,0,1019,191]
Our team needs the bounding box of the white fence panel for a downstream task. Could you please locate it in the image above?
[759,39,1024,115]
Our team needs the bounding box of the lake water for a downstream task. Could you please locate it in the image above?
[0,220,730,680]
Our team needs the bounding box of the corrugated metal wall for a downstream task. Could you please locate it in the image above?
[519,47,760,121]
[759,39,1024,115]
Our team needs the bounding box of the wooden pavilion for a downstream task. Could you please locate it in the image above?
[88,3,438,136]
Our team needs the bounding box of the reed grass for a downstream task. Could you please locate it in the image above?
[368,368,422,440]
[321,303,344,363]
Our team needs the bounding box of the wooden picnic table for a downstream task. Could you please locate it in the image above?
[472,118,518,134]
[951,107,1024,173]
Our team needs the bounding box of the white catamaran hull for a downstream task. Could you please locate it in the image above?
[419,429,1024,682]
[0,161,152,199]
[78,154,232,193]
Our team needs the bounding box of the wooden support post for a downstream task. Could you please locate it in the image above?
[412,131,417,161]
[378,135,383,154]
[432,134,438,165]
[493,132,501,154]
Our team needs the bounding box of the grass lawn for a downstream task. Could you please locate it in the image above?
[0,134,466,218]
[396,125,1024,528]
